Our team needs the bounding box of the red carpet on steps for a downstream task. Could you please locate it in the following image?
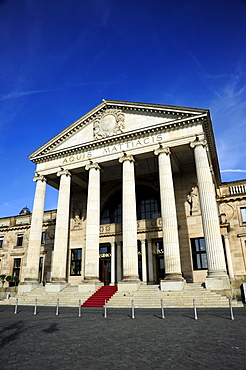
[82,286,117,307]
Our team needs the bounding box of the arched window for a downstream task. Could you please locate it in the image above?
[101,186,161,224]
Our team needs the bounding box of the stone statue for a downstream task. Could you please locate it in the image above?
[187,185,199,215]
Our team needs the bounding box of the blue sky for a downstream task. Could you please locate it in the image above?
[0,0,246,217]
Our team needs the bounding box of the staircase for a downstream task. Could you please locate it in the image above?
[107,283,244,308]
[0,283,243,308]
[82,286,117,307]
[1,284,92,307]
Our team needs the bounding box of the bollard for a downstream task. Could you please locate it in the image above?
[56,298,59,316]
[104,299,107,318]
[193,299,198,320]
[131,299,135,319]
[14,298,18,314]
[229,298,234,320]
[34,298,37,315]
[161,299,165,319]
[78,299,81,318]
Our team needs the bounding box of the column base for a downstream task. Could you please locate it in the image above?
[18,281,39,293]
[45,280,68,293]
[160,280,186,291]
[117,281,141,292]
[78,281,103,293]
[205,276,230,291]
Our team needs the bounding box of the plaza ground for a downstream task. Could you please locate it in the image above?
[0,305,245,369]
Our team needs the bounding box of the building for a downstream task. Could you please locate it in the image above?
[0,100,246,299]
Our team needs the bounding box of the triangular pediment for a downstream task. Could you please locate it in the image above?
[29,100,209,162]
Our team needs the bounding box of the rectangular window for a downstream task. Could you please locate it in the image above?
[41,231,46,245]
[13,258,21,277]
[0,236,4,248]
[17,234,23,247]
[70,249,82,276]
[191,238,208,270]
[241,207,246,223]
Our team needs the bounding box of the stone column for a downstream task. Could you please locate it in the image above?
[147,239,154,284]
[223,234,234,279]
[47,169,71,292]
[190,139,229,290]
[79,162,102,293]
[154,146,184,291]
[118,154,139,291]
[20,174,46,292]
[116,242,122,283]
[141,239,147,284]
[111,242,116,285]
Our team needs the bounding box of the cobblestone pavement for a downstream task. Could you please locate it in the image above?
[0,305,245,369]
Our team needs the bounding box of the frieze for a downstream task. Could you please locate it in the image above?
[62,133,164,165]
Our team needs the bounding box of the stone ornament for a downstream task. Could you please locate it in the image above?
[119,153,135,163]
[190,139,207,149]
[219,203,234,221]
[154,146,171,156]
[33,174,47,182]
[186,184,200,215]
[57,169,71,177]
[93,109,125,139]
[72,202,82,230]
[85,161,101,171]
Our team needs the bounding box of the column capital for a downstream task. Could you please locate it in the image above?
[119,153,135,163]
[190,139,207,149]
[154,146,171,156]
[57,168,71,177]
[33,173,47,183]
[85,161,100,171]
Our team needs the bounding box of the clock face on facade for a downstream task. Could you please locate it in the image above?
[100,114,116,135]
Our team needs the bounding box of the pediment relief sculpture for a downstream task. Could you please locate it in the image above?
[93,109,125,139]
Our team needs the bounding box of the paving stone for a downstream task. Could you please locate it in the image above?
[0,306,245,369]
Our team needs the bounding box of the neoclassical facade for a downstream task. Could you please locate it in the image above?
[1,100,246,296]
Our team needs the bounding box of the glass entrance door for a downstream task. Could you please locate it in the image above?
[99,244,111,285]
[155,241,165,283]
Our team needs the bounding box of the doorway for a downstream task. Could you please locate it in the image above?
[99,244,111,285]
[155,241,165,283]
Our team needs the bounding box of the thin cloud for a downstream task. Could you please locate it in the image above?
[0,88,61,101]
[221,169,246,173]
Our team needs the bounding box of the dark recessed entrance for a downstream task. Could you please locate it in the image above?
[155,241,165,283]
[99,244,111,285]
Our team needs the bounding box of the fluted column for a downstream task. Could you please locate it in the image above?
[154,147,183,282]
[111,242,115,285]
[50,169,71,283]
[24,174,47,284]
[119,154,139,282]
[141,239,147,284]
[191,140,228,280]
[84,162,100,282]
[147,239,154,284]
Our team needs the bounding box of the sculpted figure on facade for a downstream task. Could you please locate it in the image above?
[93,109,125,139]
[72,202,82,230]
[187,184,200,215]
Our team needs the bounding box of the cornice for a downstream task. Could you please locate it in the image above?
[31,113,208,164]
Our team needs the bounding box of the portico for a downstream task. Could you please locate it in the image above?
[19,100,230,294]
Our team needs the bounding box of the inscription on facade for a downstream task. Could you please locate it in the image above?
[62,134,163,164]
